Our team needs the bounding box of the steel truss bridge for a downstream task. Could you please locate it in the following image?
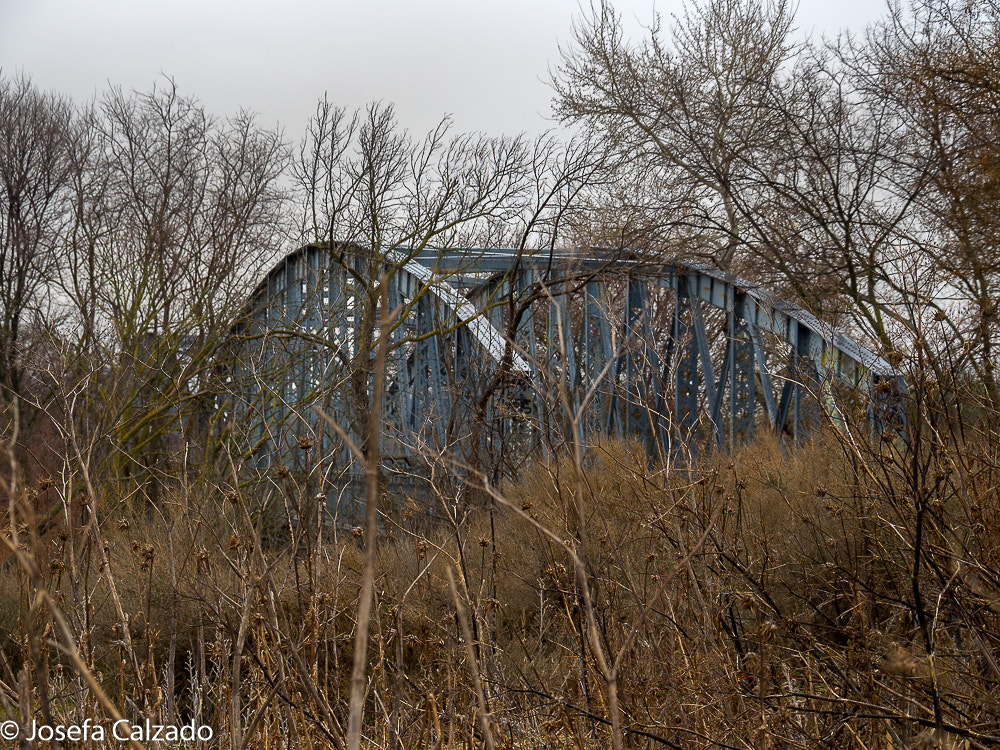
[226,243,903,496]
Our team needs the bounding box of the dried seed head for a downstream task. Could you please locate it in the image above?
[478,536,489,548]
[37,477,53,492]
[815,485,827,497]
[883,645,922,678]
[297,435,313,450]
[352,526,364,538]
[761,620,779,642]
[118,518,130,530]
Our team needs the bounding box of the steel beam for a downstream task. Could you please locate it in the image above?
[674,276,700,461]
[581,280,613,442]
[731,296,756,445]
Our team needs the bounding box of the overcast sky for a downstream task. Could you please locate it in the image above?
[2,0,889,140]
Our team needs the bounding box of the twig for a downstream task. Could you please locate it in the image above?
[446,566,496,750]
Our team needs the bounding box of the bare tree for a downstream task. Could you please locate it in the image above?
[52,79,289,492]
[0,75,74,433]
[553,0,798,272]
[859,0,1000,405]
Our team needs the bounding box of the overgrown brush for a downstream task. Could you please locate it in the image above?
[1,407,999,749]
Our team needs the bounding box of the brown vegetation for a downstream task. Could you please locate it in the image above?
[2,410,999,748]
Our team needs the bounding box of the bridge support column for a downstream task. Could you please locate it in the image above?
[547,282,577,447]
[581,280,613,444]
[674,275,700,462]
[514,269,545,453]
[606,277,665,457]
[411,294,449,450]
[384,271,410,456]
[730,294,757,445]
[776,320,822,446]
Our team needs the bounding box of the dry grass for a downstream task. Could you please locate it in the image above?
[1,415,999,749]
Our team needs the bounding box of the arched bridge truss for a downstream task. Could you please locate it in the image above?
[225,244,903,480]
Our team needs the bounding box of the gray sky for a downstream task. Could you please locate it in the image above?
[2,0,889,140]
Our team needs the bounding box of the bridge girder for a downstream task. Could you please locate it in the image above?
[224,244,905,484]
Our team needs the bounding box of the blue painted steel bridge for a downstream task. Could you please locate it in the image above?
[224,243,903,506]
